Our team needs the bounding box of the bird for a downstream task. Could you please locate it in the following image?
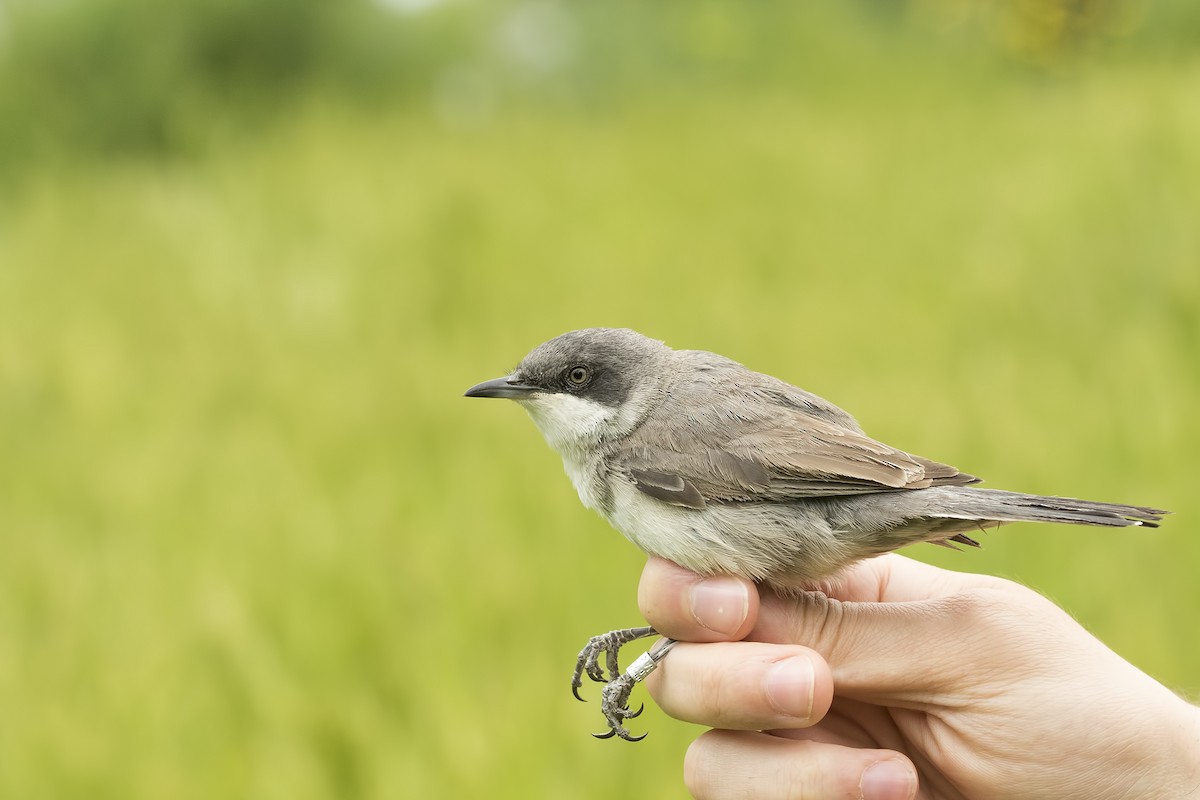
[464,327,1167,740]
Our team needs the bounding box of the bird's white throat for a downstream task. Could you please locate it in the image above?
[519,392,615,451]
[519,392,614,510]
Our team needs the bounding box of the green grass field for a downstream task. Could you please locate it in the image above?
[1,15,1198,798]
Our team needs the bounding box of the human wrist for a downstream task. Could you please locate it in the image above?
[1154,696,1200,799]
[1177,701,1200,799]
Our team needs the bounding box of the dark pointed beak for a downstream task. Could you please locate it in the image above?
[464,376,541,399]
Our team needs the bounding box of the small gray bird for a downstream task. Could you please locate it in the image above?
[465,327,1166,740]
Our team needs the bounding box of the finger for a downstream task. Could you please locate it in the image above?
[646,642,834,730]
[685,729,917,800]
[638,557,759,642]
[812,554,1007,603]
[751,578,1025,703]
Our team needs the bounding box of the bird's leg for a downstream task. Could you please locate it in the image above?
[577,634,677,742]
[571,625,657,698]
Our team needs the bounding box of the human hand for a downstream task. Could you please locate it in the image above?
[638,554,1200,800]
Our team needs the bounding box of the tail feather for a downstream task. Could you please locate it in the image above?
[818,487,1167,565]
[945,487,1167,529]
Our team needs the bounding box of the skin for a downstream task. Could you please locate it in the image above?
[637,555,1200,800]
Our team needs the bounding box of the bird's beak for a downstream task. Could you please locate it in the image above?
[464,376,541,399]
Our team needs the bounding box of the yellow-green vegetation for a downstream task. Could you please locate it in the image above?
[1,3,1198,798]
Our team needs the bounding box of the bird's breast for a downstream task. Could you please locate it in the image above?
[604,479,858,586]
[604,478,744,575]
[558,447,609,513]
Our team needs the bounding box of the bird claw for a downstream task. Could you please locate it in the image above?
[570,626,656,703]
[597,674,645,741]
[598,730,646,742]
[571,628,675,741]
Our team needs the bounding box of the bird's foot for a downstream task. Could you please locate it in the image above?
[593,673,646,741]
[573,634,678,741]
[570,626,657,701]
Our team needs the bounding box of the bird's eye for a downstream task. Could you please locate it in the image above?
[566,366,590,388]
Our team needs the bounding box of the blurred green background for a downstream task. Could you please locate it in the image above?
[1,0,1198,797]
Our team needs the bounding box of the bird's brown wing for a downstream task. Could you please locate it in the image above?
[616,374,977,509]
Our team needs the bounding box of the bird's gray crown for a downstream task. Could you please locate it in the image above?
[514,327,671,408]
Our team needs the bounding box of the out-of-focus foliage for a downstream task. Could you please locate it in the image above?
[0,0,466,165]
[1,2,1198,799]
[909,0,1200,58]
[0,0,1198,173]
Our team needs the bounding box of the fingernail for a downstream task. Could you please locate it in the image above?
[688,577,750,636]
[763,656,816,720]
[860,759,917,800]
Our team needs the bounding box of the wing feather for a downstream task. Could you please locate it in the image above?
[616,356,977,505]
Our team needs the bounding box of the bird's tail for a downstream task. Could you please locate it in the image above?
[942,487,1167,529]
[845,486,1170,552]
